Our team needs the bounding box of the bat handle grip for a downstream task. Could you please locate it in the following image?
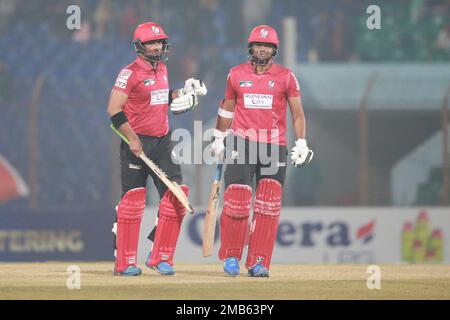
[215,164,222,180]
[111,124,130,144]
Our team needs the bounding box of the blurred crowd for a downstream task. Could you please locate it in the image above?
[0,0,448,90]
[1,0,448,65]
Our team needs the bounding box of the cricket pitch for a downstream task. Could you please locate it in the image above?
[0,262,449,300]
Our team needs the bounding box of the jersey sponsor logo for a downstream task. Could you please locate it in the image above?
[239,80,253,87]
[115,79,127,89]
[115,69,133,89]
[129,164,142,170]
[144,79,155,86]
[244,93,273,109]
[151,89,169,105]
[118,69,132,79]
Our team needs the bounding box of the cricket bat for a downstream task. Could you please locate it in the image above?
[111,124,194,214]
[202,163,223,257]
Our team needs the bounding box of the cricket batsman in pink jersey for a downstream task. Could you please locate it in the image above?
[107,21,207,276]
[211,25,314,277]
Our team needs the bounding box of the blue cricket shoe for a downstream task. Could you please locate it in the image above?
[248,263,269,277]
[223,256,240,276]
[145,251,175,276]
[114,265,142,276]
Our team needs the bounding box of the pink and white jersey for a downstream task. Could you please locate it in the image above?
[113,56,170,137]
[225,62,301,146]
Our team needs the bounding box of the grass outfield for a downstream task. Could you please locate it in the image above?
[0,262,449,300]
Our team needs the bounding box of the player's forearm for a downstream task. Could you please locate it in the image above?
[107,90,139,142]
[288,96,306,140]
[292,113,306,140]
[109,109,139,143]
[215,99,235,132]
[216,116,233,132]
[118,122,140,143]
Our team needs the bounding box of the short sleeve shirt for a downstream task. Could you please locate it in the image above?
[224,62,301,145]
[113,56,170,137]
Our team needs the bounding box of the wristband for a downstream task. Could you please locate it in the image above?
[110,111,128,128]
[218,108,234,119]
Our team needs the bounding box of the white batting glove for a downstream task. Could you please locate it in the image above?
[170,92,199,114]
[291,139,314,167]
[183,78,207,96]
[211,129,227,158]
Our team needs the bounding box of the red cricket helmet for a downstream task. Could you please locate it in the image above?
[247,25,279,65]
[133,22,170,63]
[248,25,279,46]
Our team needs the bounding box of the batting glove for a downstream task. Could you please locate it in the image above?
[211,129,227,158]
[291,139,314,167]
[170,92,199,114]
[183,77,207,96]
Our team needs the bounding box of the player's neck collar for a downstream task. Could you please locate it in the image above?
[249,61,275,75]
[137,55,161,71]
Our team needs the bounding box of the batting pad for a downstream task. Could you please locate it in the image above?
[246,179,282,270]
[218,184,252,261]
[115,187,146,273]
[148,185,189,267]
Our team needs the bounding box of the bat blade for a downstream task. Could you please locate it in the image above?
[111,124,194,214]
[202,179,221,257]
[140,153,193,214]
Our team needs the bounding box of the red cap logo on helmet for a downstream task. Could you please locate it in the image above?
[259,28,269,38]
[133,21,168,43]
[152,26,159,35]
[248,25,279,46]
